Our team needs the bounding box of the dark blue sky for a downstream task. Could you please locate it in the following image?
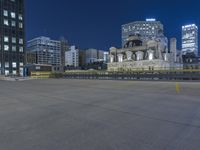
[25,0,200,50]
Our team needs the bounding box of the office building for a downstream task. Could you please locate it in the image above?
[0,0,25,75]
[65,46,79,67]
[98,50,104,62]
[26,51,36,64]
[79,49,86,67]
[27,37,61,66]
[27,36,68,71]
[122,18,164,47]
[60,37,69,71]
[103,51,109,63]
[85,48,98,64]
[182,24,198,56]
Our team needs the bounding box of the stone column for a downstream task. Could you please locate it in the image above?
[164,53,169,61]
[136,51,144,61]
[126,51,133,61]
[147,50,154,60]
[110,55,114,63]
[117,54,123,62]
[109,47,117,63]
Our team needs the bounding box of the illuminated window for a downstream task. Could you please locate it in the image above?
[5,70,9,75]
[4,36,9,42]
[12,46,16,51]
[19,38,23,44]
[19,14,23,20]
[11,12,16,18]
[20,62,24,66]
[5,62,9,68]
[19,47,23,52]
[11,21,16,27]
[12,62,17,68]
[12,37,16,43]
[12,70,17,75]
[19,22,23,28]
[4,45,9,51]
[4,19,9,26]
[4,10,8,17]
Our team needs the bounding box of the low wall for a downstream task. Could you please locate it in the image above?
[108,60,183,72]
[30,72,52,79]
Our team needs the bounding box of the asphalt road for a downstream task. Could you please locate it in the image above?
[0,79,200,150]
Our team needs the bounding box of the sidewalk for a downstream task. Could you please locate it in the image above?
[0,76,32,81]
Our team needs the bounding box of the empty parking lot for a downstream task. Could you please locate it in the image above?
[0,79,200,150]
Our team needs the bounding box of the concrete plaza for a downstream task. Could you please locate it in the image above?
[0,79,200,150]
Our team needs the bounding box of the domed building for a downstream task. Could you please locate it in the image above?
[123,34,143,48]
[108,34,183,72]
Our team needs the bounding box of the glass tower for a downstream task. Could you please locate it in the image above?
[182,24,198,56]
[0,0,25,75]
[122,19,164,48]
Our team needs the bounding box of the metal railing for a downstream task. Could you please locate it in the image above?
[62,70,200,81]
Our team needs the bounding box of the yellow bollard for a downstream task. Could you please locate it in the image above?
[176,82,181,93]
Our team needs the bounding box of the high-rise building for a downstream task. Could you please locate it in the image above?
[27,36,64,71]
[79,49,86,67]
[0,0,25,75]
[98,50,104,62]
[65,46,79,67]
[85,48,98,64]
[122,18,164,47]
[60,37,69,71]
[170,38,177,62]
[182,24,198,56]
[103,52,109,63]
[26,51,36,64]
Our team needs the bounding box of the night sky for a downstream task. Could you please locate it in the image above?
[25,0,200,50]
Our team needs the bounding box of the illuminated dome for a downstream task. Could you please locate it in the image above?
[124,34,143,48]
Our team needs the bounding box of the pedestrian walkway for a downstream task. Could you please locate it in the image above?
[0,76,32,81]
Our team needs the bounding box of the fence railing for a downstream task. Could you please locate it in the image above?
[30,70,200,81]
[62,70,200,81]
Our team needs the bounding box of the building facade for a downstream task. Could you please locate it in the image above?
[65,46,79,67]
[108,34,182,72]
[60,37,69,71]
[0,0,25,75]
[182,53,200,69]
[103,51,109,63]
[122,19,164,48]
[98,50,104,62]
[26,51,36,64]
[182,24,198,56]
[27,36,66,71]
[79,49,86,67]
[85,48,98,64]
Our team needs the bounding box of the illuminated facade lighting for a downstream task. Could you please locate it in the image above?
[146,18,156,22]
[182,24,198,56]
[0,0,25,75]
[122,19,163,47]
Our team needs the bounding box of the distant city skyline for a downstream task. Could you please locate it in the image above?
[25,0,200,51]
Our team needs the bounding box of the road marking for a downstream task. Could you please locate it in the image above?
[176,82,181,93]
